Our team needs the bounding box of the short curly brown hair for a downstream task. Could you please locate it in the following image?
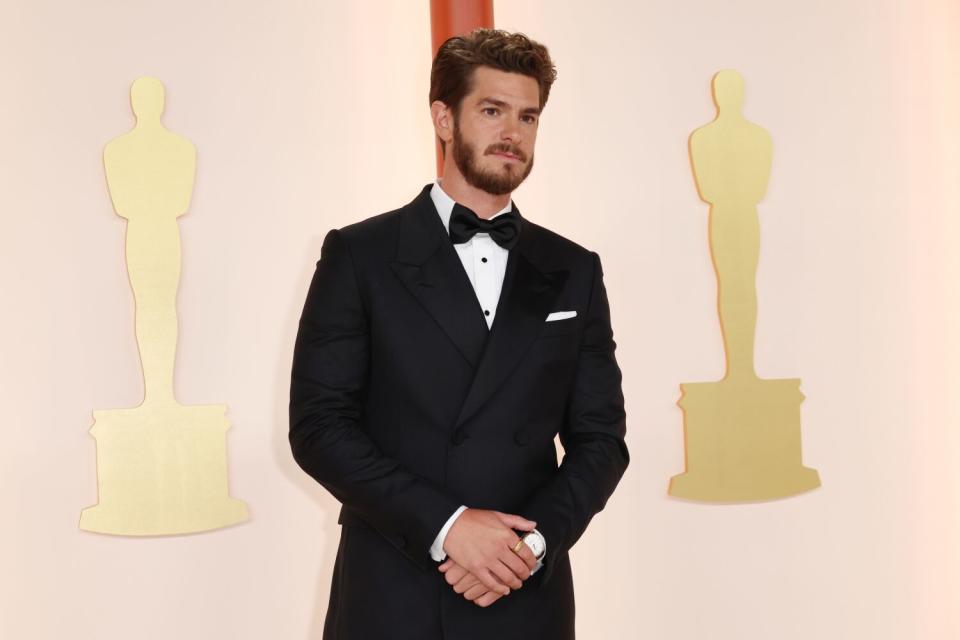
[429,28,557,155]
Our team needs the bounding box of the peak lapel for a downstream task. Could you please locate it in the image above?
[389,184,490,368]
[452,209,569,430]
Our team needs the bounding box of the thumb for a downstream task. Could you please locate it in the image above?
[495,511,537,531]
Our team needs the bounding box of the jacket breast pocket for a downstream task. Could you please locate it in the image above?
[536,316,580,339]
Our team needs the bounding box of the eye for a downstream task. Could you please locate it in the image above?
[522,115,537,124]
[483,107,500,116]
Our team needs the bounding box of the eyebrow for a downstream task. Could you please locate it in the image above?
[477,97,541,116]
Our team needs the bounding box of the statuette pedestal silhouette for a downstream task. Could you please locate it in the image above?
[81,403,247,534]
[79,77,248,535]
[669,70,820,502]
[673,378,819,501]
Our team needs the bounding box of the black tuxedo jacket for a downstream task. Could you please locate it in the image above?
[289,183,629,640]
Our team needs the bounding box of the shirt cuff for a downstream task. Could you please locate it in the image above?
[429,505,468,562]
[529,530,546,574]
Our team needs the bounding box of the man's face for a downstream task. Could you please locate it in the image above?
[449,66,541,196]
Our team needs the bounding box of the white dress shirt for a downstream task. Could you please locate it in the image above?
[426,179,543,574]
[430,179,511,329]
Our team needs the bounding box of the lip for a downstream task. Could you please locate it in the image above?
[493,152,520,161]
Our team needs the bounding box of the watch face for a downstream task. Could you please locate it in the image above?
[525,532,545,557]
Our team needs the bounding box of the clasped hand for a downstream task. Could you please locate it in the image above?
[437,508,539,608]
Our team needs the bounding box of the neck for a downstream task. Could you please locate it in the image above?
[438,161,511,219]
[134,118,164,130]
[715,108,745,122]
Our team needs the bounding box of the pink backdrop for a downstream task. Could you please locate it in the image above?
[1,1,958,638]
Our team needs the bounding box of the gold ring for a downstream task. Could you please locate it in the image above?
[512,539,525,554]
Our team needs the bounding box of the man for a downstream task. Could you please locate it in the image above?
[289,28,628,639]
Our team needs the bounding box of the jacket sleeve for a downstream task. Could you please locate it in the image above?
[289,228,462,572]
[519,250,630,588]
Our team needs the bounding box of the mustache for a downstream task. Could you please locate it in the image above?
[486,146,525,161]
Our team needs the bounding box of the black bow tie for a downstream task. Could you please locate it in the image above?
[448,202,522,250]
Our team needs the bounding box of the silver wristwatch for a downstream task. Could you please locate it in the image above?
[521,528,546,559]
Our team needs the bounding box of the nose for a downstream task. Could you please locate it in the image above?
[500,119,521,146]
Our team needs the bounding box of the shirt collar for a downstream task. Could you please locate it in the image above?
[430,179,513,235]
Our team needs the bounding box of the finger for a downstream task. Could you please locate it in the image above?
[494,511,537,531]
[512,540,538,570]
[476,568,510,595]
[453,571,476,588]
[474,591,503,607]
[451,570,476,591]
[444,565,468,586]
[490,559,523,590]
[454,574,480,594]
[500,548,531,582]
[464,583,488,600]
[438,559,453,571]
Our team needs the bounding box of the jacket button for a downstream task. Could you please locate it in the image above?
[514,429,529,446]
[451,430,468,446]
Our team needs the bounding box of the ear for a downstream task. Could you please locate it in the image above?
[430,100,454,145]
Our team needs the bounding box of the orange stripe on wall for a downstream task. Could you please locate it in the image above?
[429,0,494,176]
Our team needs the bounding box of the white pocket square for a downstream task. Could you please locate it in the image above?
[545,310,577,322]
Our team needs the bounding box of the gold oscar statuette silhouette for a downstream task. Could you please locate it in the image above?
[669,69,820,502]
[79,77,248,534]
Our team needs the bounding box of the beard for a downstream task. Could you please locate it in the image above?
[452,120,534,196]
